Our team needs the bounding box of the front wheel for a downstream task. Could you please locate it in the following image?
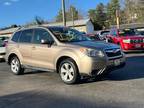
[59,58,80,84]
[10,56,24,75]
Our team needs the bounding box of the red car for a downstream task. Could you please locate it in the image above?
[107,28,144,52]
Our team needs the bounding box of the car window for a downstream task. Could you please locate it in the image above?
[49,27,91,42]
[11,31,21,42]
[33,28,53,44]
[0,39,3,47]
[19,29,33,43]
[0,37,9,47]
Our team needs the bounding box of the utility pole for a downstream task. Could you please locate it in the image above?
[116,9,120,29]
[62,0,66,26]
[70,6,75,28]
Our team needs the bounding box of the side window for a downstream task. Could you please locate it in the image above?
[11,31,21,42]
[33,29,54,44]
[19,29,33,43]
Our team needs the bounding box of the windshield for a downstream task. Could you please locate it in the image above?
[119,29,139,36]
[49,27,91,42]
[101,31,109,36]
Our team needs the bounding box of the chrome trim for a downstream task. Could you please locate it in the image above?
[108,55,123,60]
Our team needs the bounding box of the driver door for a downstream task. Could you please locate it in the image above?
[30,28,56,70]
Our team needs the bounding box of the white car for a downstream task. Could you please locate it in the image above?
[0,37,8,61]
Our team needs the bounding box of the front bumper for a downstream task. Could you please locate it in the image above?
[122,43,144,52]
[79,54,126,76]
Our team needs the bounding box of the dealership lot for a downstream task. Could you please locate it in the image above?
[0,53,144,108]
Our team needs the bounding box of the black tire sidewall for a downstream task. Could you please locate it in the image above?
[59,58,79,84]
[10,56,23,75]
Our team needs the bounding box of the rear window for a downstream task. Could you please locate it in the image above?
[19,29,33,43]
[11,31,21,42]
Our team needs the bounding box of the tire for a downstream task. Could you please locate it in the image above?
[10,56,24,75]
[59,58,80,84]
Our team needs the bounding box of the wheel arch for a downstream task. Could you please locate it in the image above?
[55,55,79,73]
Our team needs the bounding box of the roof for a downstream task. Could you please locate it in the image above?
[43,19,91,27]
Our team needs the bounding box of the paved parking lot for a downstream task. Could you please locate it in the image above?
[0,53,144,108]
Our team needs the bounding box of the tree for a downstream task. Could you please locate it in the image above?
[55,5,83,22]
[106,0,120,26]
[55,10,63,22]
[124,0,144,24]
[24,16,48,27]
[88,9,96,22]
[95,3,107,29]
[88,3,107,30]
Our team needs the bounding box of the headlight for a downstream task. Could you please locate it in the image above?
[80,48,104,57]
[123,39,131,43]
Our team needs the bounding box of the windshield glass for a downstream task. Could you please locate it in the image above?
[119,29,139,36]
[49,27,91,42]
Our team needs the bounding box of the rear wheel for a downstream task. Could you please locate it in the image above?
[10,56,24,75]
[59,58,80,84]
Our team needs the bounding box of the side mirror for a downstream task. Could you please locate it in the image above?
[41,39,54,47]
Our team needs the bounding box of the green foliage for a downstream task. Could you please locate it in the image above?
[88,3,107,30]
[55,5,83,22]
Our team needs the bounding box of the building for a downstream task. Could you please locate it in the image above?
[0,27,19,37]
[44,19,94,34]
[0,19,94,37]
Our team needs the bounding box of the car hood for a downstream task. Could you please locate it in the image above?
[68,41,120,50]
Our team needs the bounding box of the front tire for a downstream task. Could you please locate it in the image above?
[59,58,80,84]
[10,56,24,75]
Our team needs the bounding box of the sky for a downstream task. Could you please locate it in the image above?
[0,0,109,28]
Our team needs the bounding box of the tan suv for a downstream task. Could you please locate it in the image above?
[5,26,126,84]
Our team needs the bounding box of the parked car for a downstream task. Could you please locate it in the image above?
[5,26,126,84]
[0,37,9,61]
[137,28,144,36]
[97,30,110,41]
[107,28,144,52]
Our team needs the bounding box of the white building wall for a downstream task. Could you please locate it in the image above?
[86,21,94,34]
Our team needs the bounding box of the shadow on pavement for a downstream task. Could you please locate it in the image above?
[106,55,144,81]
[0,91,136,108]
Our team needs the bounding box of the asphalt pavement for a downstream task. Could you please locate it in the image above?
[0,53,144,108]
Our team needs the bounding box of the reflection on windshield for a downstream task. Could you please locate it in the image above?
[49,27,91,42]
[119,29,139,36]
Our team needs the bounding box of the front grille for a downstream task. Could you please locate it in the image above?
[105,49,122,58]
[130,39,144,44]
